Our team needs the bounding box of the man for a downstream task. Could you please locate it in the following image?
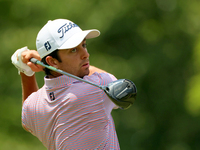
[11,19,120,149]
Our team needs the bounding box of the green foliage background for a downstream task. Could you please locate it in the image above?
[1,0,200,149]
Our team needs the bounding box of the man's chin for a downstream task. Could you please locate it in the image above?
[78,70,89,78]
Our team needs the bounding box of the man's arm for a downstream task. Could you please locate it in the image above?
[20,73,39,104]
[89,65,107,75]
[20,73,38,132]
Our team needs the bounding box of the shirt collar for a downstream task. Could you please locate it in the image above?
[44,75,79,89]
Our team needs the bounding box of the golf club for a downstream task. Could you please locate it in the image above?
[30,58,137,109]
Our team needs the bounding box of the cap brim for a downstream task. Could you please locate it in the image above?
[59,29,100,50]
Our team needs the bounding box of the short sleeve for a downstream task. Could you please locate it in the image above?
[98,73,117,86]
[22,100,34,134]
[98,73,119,111]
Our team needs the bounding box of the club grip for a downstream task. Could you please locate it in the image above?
[30,58,38,64]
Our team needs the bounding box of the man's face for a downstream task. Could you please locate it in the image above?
[56,39,90,78]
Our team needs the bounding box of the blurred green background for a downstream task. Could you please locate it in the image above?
[1,0,200,149]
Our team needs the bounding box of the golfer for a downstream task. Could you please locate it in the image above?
[11,19,120,149]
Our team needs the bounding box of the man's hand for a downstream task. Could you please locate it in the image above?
[20,49,43,72]
[11,47,43,76]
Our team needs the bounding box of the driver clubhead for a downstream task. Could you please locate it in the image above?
[104,79,137,109]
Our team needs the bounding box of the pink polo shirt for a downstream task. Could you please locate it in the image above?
[22,72,120,150]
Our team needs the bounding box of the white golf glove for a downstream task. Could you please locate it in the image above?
[11,46,35,76]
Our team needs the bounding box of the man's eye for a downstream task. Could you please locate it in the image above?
[83,43,87,48]
[71,48,77,52]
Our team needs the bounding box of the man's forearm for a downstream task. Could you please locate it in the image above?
[20,73,39,104]
[89,66,107,76]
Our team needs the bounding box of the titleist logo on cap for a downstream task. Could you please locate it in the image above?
[58,22,79,38]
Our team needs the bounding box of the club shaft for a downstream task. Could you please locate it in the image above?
[30,58,103,89]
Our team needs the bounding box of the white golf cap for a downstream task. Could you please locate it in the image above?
[36,19,100,58]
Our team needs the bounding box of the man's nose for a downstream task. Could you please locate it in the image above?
[81,48,90,59]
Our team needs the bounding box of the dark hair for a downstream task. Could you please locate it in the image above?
[41,49,62,75]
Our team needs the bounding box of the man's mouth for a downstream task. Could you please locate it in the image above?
[82,62,89,68]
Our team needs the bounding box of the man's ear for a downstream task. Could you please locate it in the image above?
[45,56,59,68]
